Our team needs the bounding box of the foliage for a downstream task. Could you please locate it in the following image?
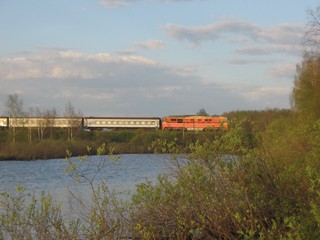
[0,129,222,160]
[224,109,292,132]
[5,94,24,117]
[1,112,320,239]
[64,143,129,239]
[304,4,320,55]
[292,56,320,120]
[196,108,209,116]
[0,186,76,240]
[5,94,25,144]
[130,117,320,239]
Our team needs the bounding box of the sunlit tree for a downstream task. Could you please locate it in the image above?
[293,56,320,121]
[28,107,58,142]
[294,3,320,120]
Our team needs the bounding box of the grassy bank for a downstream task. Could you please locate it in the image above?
[0,129,225,160]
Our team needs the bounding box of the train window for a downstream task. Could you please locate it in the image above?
[130,121,134,124]
[177,119,183,123]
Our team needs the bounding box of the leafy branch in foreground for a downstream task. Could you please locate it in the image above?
[64,143,129,239]
[0,186,77,240]
[0,143,130,240]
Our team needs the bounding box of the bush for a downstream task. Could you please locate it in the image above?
[130,118,320,239]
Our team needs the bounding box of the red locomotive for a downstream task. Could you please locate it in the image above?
[162,115,228,131]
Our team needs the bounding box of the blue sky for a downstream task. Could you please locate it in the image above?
[0,0,318,117]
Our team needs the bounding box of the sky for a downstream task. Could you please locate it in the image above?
[0,0,318,117]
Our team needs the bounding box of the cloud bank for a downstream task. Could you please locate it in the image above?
[0,50,291,116]
[164,19,304,56]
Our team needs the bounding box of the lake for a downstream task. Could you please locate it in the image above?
[0,154,179,208]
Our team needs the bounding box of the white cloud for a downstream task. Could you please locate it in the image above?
[165,19,258,44]
[114,49,137,55]
[255,23,303,45]
[235,44,302,56]
[134,40,165,51]
[0,51,159,80]
[164,19,304,56]
[228,58,272,65]
[241,86,291,102]
[0,50,292,116]
[99,0,198,8]
[165,19,303,45]
[99,0,130,8]
[222,83,291,103]
[267,63,297,78]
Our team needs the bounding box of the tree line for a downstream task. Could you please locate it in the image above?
[3,95,82,143]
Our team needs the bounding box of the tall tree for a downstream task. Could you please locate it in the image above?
[292,57,320,120]
[5,94,24,117]
[46,108,57,139]
[294,3,320,120]
[64,101,82,141]
[304,5,320,56]
[5,94,24,144]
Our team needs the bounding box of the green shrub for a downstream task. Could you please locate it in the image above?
[130,118,320,239]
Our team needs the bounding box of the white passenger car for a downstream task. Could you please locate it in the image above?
[0,117,8,128]
[8,117,82,128]
[83,117,161,130]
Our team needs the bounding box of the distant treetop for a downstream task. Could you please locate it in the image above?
[196,108,209,116]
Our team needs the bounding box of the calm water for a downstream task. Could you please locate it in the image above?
[0,154,177,206]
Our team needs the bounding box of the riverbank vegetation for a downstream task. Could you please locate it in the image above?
[1,106,320,239]
[0,128,228,160]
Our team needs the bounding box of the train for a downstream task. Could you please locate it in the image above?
[0,115,228,131]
